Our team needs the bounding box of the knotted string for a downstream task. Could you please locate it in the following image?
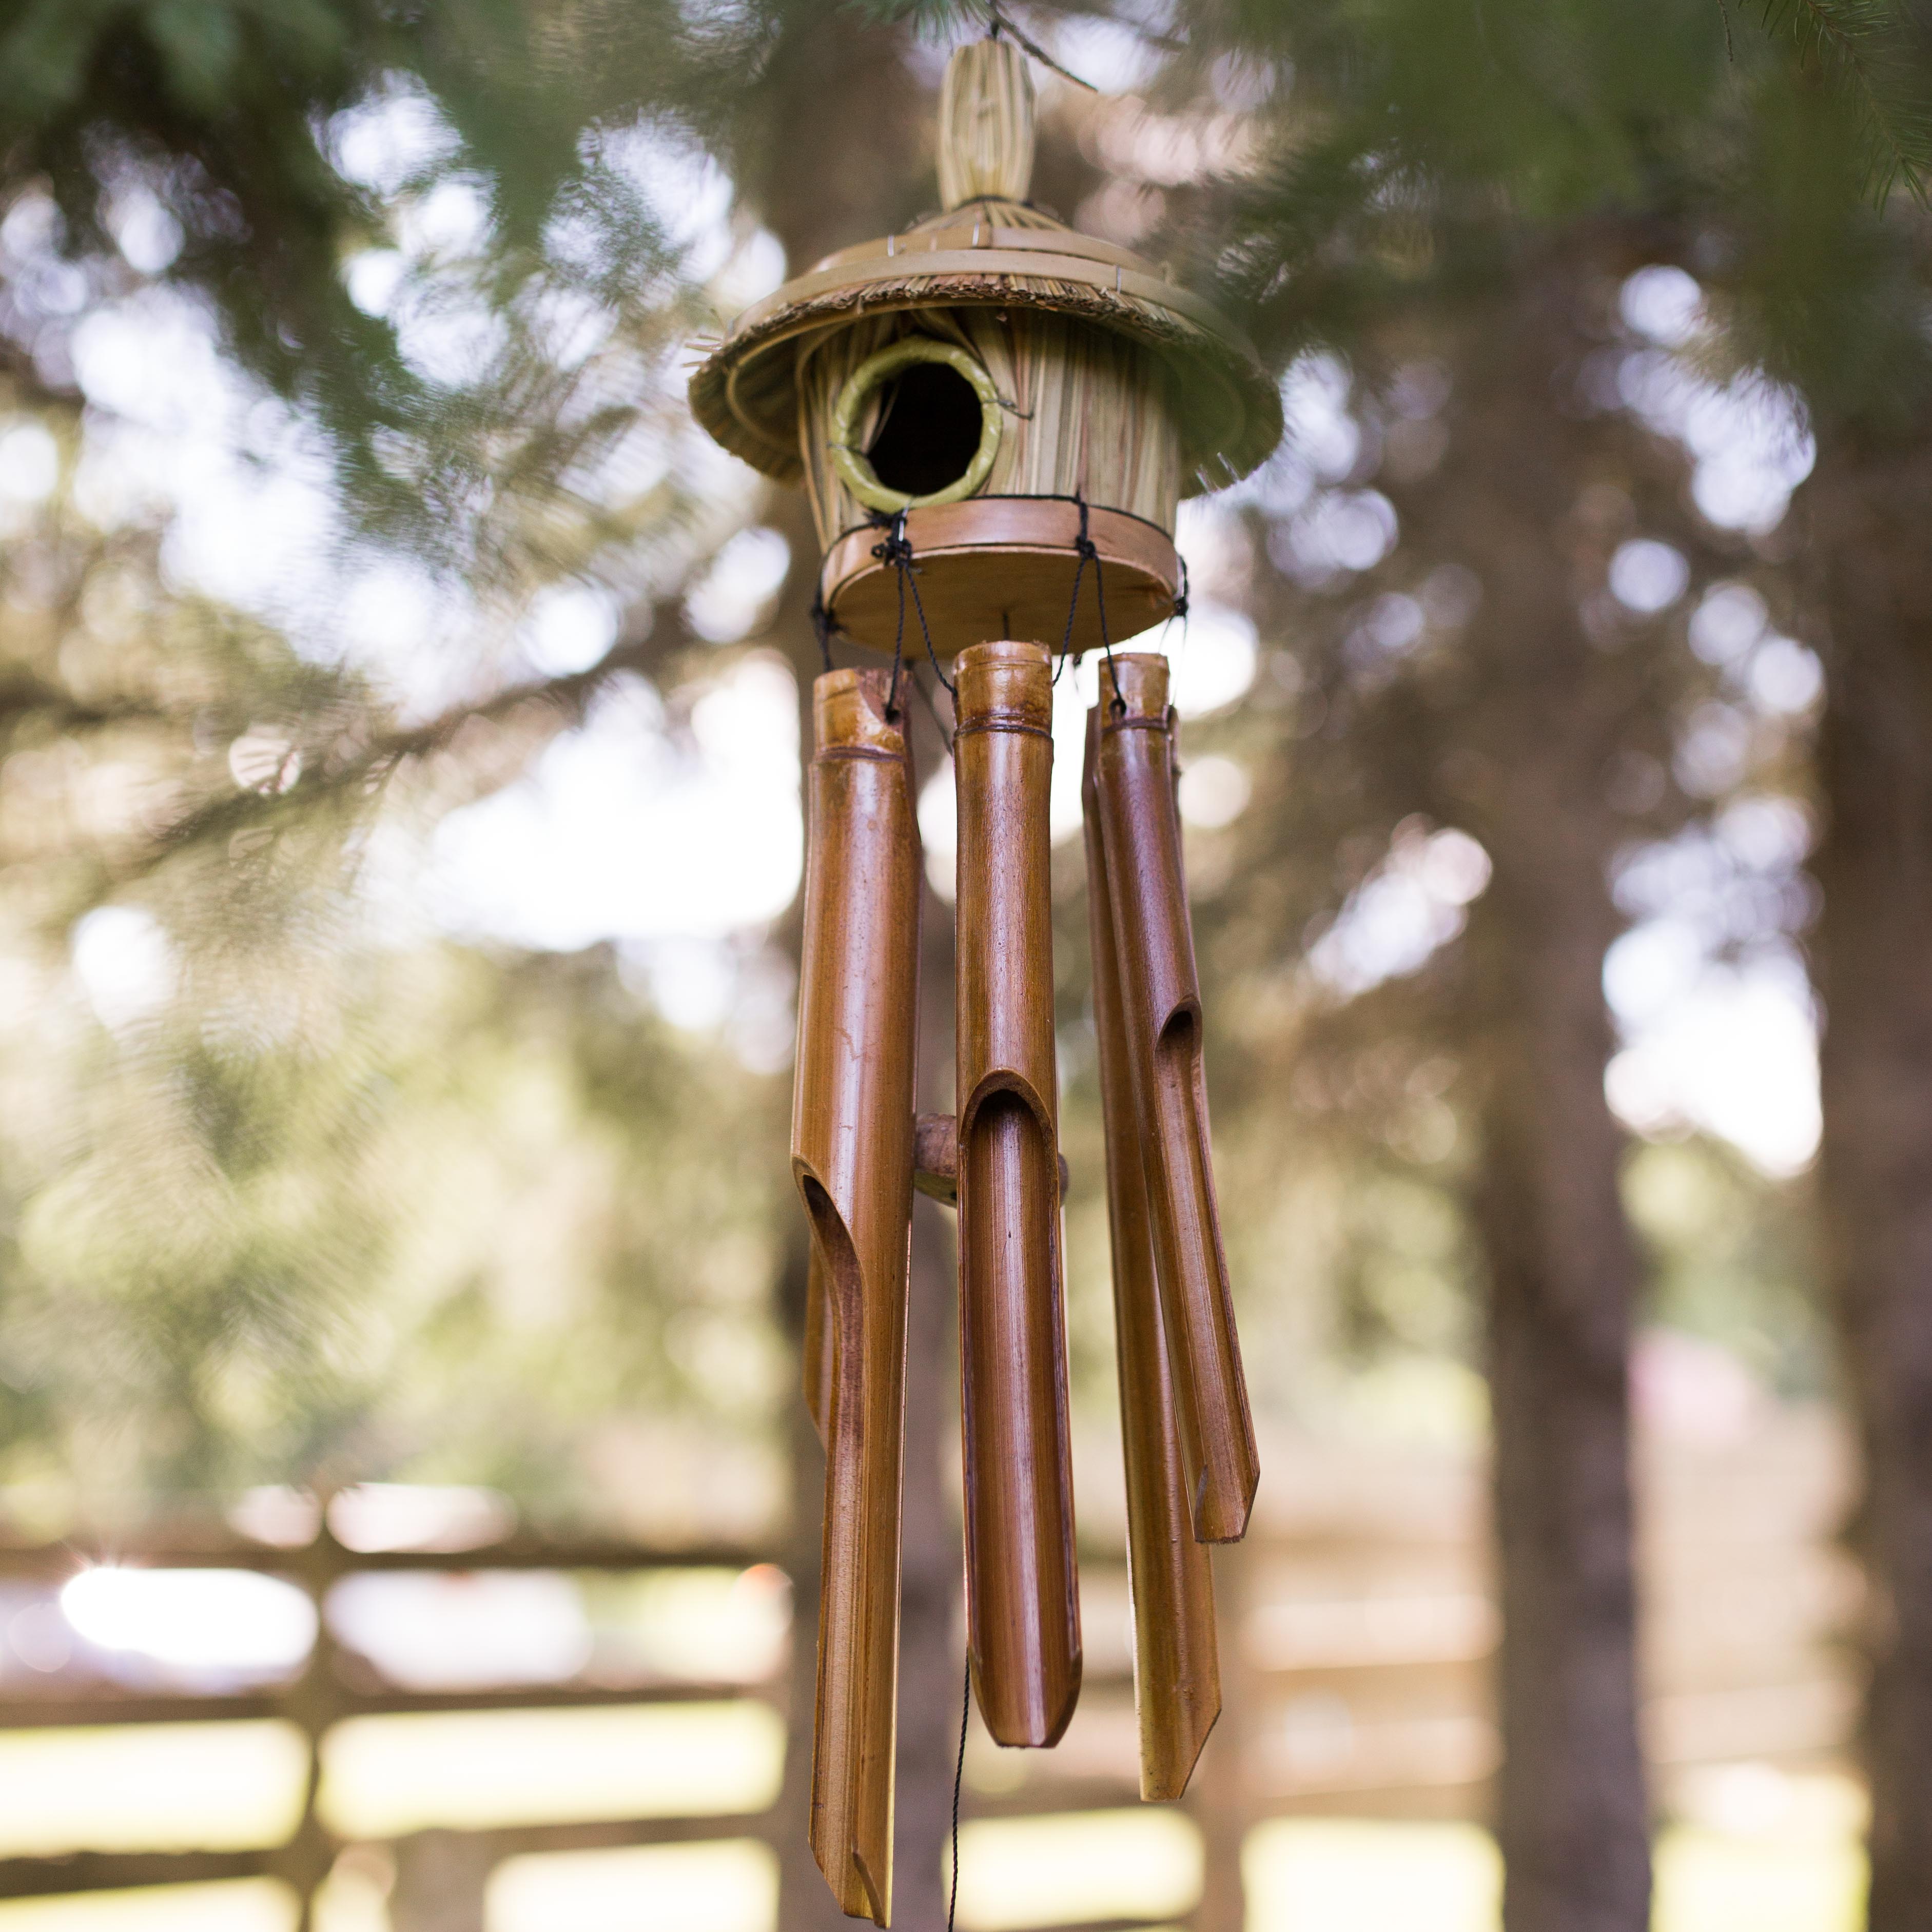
[851,494,1185,727]
[869,509,955,706]
[1055,495,1126,715]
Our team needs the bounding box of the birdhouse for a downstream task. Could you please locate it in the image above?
[690,34,1274,1928]
[689,35,1280,656]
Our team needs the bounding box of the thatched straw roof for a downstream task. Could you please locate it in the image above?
[688,197,1283,501]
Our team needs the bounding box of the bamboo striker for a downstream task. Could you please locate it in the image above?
[954,639,1082,1748]
[937,35,1036,209]
[792,669,921,1923]
[1082,707,1221,1798]
[1094,654,1258,1544]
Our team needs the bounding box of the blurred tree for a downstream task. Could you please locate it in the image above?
[1720,62,1932,1915]
[1166,13,1739,1926]
[1200,265,1732,1932]
[0,347,796,1517]
[0,0,738,565]
[0,0,825,1531]
[1805,427,1932,1931]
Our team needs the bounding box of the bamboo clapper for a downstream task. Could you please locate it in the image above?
[1091,654,1259,1544]
[793,669,921,1925]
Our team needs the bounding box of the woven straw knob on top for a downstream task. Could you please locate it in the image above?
[938,37,1036,208]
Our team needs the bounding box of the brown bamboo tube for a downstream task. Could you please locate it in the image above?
[792,668,920,1923]
[1082,706,1221,1798]
[1094,653,1258,1544]
[954,638,1082,1748]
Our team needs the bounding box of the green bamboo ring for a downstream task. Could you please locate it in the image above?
[830,338,1003,513]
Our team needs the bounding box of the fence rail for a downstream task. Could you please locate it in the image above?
[0,1407,1859,1930]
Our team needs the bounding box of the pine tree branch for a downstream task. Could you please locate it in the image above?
[1760,0,1932,204]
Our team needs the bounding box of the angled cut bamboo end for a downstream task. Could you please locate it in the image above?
[1082,708,1221,1800]
[795,668,920,1921]
[954,639,1082,1748]
[1094,655,1259,1546]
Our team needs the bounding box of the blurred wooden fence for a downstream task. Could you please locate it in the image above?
[0,1397,1858,1930]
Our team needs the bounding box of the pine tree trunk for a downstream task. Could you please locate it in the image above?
[1467,851,1649,1932]
[1402,250,1658,1932]
[1806,437,1932,1928]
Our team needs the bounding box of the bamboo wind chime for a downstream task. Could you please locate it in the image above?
[691,33,1281,1925]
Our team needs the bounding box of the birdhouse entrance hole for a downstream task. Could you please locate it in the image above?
[869,360,984,498]
[831,337,1003,513]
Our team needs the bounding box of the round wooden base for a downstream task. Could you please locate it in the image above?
[819,498,1181,659]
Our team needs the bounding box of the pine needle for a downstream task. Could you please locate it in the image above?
[1760,0,1932,205]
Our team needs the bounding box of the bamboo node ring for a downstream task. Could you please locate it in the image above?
[831,338,1004,514]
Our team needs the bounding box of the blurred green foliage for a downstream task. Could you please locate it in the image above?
[0,0,1896,1537]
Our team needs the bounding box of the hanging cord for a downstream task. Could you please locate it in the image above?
[876,511,910,719]
[947,1655,970,1932]
[868,509,956,700]
[1158,551,1191,654]
[983,2,1099,90]
[913,661,955,756]
[1055,495,1125,715]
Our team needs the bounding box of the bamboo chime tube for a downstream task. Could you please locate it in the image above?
[953,639,1082,1748]
[792,669,921,1924]
[1082,707,1221,1798]
[1093,654,1258,1544]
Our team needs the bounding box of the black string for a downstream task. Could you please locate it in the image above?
[1055,495,1125,714]
[888,532,907,718]
[833,496,1172,554]
[1158,551,1191,655]
[1053,506,1088,686]
[947,1655,970,1932]
[869,509,956,698]
[913,661,955,755]
[854,495,1185,724]
[906,549,950,698]
[871,510,912,719]
[983,2,1099,91]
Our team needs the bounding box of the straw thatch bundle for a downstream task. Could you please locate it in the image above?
[797,306,1183,551]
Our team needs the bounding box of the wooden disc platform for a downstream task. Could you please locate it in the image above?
[819,498,1181,659]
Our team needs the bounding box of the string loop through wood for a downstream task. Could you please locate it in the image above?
[869,508,955,699]
[1055,494,1125,715]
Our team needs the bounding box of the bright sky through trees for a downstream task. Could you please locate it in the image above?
[43,74,1826,1193]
